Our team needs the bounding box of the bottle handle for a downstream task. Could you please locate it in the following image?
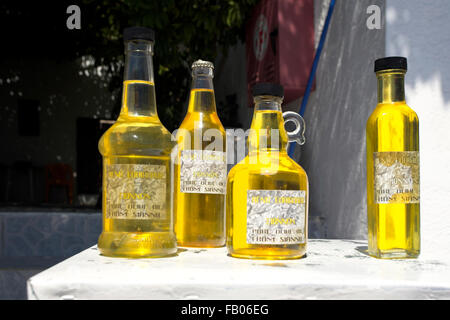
[282,111,306,146]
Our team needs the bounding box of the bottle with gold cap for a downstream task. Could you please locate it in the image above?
[227,82,308,259]
[97,27,177,258]
[173,60,227,247]
[366,56,420,259]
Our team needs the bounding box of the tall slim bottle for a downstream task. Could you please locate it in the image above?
[174,60,227,247]
[366,56,420,259]
[227,83,308,260]
[98,27,177,258]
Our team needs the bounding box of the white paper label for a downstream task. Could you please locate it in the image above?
[246,190,306,245]
[374,151,420,204]
[105,164,166,220]
[180,150,227,194]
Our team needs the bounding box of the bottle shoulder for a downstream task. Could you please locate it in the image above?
[99,118,175,156]
[367,102,418,127]
[227,154,307,178]
[286,156,308,176]
[179,111,225,132]
[176,112,226,151]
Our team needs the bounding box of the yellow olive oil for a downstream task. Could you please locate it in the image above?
[366,57,420,259]
[227,83,308,259]
[97,27,176,258]
[174,60,226,247]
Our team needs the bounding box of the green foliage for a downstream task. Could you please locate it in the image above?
[80,0,258,131]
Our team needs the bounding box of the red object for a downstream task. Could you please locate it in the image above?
[45,163,74,204]
[246,0,315,106]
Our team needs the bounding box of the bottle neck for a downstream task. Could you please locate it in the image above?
[249,96,288,153]
[376,69,406,104]
[120,40,157,118]
[187,72,216,113]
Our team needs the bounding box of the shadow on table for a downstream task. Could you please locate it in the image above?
[356,245,370,257]
[226,253,308,261]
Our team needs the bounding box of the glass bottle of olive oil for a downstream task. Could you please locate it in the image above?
[97,27,177,258]
[174,60,227,247]
[227,83,308,260]
[366,56,420,259]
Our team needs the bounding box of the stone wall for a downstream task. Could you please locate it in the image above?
[385,0,450,260]
[0,211,101,299]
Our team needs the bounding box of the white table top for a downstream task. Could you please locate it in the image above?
[27,239,450,300]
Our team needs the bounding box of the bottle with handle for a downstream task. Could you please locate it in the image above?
[226,82,308,260]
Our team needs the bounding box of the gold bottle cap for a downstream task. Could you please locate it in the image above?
[191,60,214,78]
[192,60,214,69]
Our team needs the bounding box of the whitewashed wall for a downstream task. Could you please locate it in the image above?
[386,0,450,260]
[214,0,450,260]
[285,0,386,239]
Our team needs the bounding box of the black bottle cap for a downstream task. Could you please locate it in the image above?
[374,56,407,72]
[252,82,284,97]
[123,26,155,42]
